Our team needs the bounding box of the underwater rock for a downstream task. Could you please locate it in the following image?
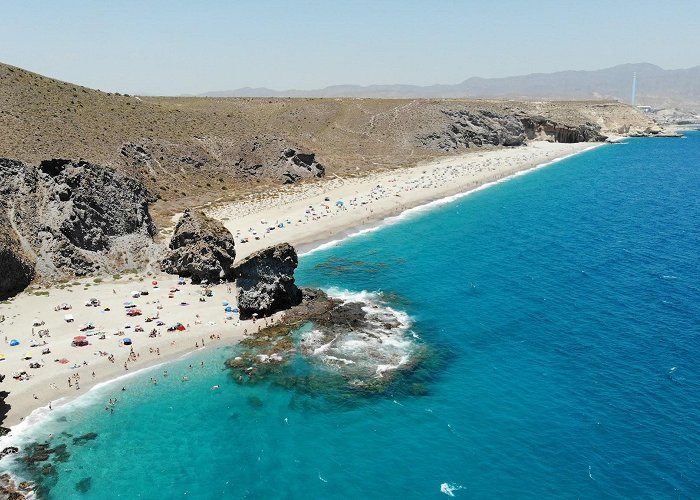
[75,477,92,493]
[72,432,98,445]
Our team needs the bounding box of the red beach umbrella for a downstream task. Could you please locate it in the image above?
[58,358,69,364]
[73,335,87,341]
[152,280,158,286]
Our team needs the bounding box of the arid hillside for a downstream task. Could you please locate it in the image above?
[1,62,660,224]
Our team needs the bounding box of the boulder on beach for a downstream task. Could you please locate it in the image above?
[233,243,302,319]
[160,209,237,283]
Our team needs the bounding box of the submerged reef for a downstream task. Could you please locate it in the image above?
[225,288,431,402]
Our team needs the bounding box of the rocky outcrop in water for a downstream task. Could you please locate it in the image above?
[520,116,606,142]
[418,109,527,150]
[233,243,302,319]
[0,473,29,499]
[225,288,426,397]
[160,209,236,283]
[0,158,158,296]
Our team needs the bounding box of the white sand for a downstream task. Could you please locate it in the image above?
[0,276,276,427]
[0,140,601,428]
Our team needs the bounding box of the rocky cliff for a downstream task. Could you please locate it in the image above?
[160,209,237,283]
[520,115,606,142]
[0,158,158,297]
[417,109,527,150]
[233,243,302,319]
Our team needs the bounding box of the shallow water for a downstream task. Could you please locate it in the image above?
[4,133,700,498]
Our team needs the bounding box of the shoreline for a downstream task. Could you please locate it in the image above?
[209,141,605,260]
[0,140,605,434]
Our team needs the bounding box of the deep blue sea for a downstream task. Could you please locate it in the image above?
[4,133,700,498]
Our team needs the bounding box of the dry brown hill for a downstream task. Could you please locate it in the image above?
[0,62,659,225]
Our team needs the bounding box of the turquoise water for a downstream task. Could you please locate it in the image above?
[5,133,700,498]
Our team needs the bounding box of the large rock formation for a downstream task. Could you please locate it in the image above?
[0,158,157,295]
[520,116,606,142]
[0,216,35,300]
[417,109,527,150]
[230,135,326,184]
[233,243,302,319]
[160,209,236,283]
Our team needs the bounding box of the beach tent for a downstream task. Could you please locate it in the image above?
[123,338,132,345]
[177,324,186,331]
[23,352,32,359]
[64,314,74,322]
[9,339,19,346]
[0,354,5,361]
[72,335,89,347]
[222,300,229,306]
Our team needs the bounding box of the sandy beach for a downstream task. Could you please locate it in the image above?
[0,140,602,429]
[208,141,601,259]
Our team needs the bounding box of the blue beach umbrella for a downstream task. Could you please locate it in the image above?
[9,339,20,346]
[232,308,239,313]
[222,300,229,306]
[123,338,132,345]
[224,306,233,312]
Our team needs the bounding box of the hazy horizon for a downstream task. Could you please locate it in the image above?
[2,1,699,95]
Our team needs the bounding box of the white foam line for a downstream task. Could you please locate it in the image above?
[0,348,204,446]
[300,144,603,257]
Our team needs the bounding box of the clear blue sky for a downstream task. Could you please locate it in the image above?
[1,0,698,95]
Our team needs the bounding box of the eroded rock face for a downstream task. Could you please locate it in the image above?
[417,109,527,150]
[0,158,157,293]
[232,135,325,184]
[234,243,302,319]
[520,116,606,142]
[0,216,35,300]
[160,209,236,283]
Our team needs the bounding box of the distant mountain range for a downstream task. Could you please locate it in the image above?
[201,63,700,111]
